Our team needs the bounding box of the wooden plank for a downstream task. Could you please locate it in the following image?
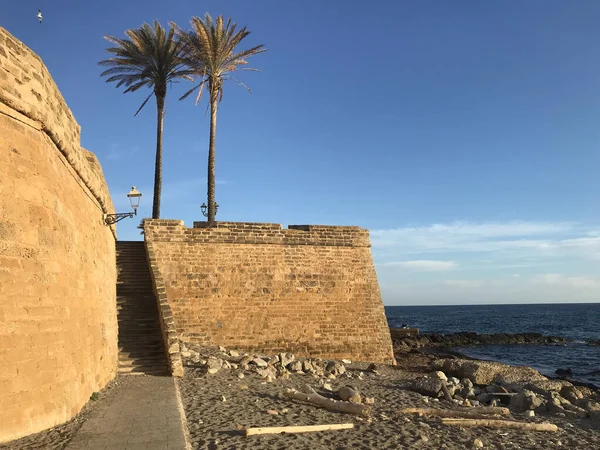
[245,423,354,436]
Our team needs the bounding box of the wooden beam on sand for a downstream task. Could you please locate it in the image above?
[441,418,559,432]
[400,407,511,418]
[245,423,354,436]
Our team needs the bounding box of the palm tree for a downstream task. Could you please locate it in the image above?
[174,13,266,225]
[99,20,191,219]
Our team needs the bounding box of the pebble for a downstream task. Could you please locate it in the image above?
[473,438,484,448]
[420,435,429,442]
[266,410,278,415]
[281,408,289,414]
[221,396,226,402]
[365,397,375,404]
[342,359,352,364]
[237,373,245,379]
[323,383,333,391]
[523,410,535,418]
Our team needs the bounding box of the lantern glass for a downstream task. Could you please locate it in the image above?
[127,186,142,210]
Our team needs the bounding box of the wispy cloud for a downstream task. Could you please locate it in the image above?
[371,221,599,259]
[381,260,457,271]
[531,273,600,289]
[106,143,140,161]
[444,280,484,288]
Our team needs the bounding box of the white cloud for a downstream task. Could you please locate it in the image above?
[531,273,600,289]
[444,280,484,288]
[381,260,457,271]
[371,221,598,260]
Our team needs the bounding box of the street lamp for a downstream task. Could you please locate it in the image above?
[103,186,142,225]
[201,202,219,218]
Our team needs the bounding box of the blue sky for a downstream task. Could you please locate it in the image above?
[3,1,600,305]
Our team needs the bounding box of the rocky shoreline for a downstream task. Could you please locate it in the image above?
[391,330,570,352]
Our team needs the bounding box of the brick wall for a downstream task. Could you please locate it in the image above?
[0,28,117,442]
[144,220,395,364]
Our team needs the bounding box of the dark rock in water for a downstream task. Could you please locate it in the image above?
[391,330,570,352]
[556,368,573,377]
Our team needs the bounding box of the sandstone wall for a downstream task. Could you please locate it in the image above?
[0,28,118,442]
[144,220,395,364]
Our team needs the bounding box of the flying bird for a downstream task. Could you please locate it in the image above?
[37,9,42,23]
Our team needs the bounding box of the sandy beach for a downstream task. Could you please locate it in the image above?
[176,345,600,450]
[2,339,599,450]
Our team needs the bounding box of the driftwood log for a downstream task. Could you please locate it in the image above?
[283,385,371,416]
[441,418,559,432]
[246,423,354,436]
[400,407,511,418]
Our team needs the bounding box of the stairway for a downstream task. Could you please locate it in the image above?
[116,241,169,376]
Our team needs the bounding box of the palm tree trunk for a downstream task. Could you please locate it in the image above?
[152,95,165,219]
[207,94,218,225]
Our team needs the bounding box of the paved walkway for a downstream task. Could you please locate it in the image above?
[65,376,188,450]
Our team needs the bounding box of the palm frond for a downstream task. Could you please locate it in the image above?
[99,20,190,113]
[134,91,154,116]
[177,12,266,106]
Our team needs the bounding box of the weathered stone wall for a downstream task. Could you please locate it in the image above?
[144,220,395,364]
[0,28,118,442]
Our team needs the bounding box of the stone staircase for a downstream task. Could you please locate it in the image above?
[116,241,169,376]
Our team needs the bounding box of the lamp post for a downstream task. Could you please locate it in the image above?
[103,186,142,225]
[201,202,219,218]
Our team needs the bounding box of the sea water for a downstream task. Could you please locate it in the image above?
[385,303,600,386]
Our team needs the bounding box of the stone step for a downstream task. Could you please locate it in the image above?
[118,325,162,330]
[118,345,165,353]
[118,336,163,342]
[117,298,156,303]
[118,336,163,343]
[116,312,158,318]
[116,290,154,296]
[118,328,163,335]
[117,303,158,309]
[119,333,163,339]
[117,314,159,320]
[119,356,168,366]
[117,288,154,293]
[117,366,169,375]
[117,307,158,312]
[119,349,166,358]
[117,310,158,316]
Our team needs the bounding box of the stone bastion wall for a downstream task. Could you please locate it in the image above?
[144,220,395,364]
[0,28,118,442]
